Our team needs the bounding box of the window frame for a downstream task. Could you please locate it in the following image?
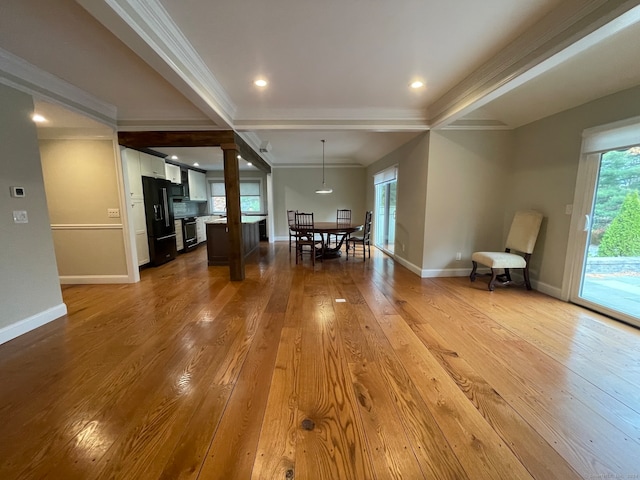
[209,178,265,215]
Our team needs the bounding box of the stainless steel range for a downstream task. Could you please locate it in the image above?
[182,217,198,251]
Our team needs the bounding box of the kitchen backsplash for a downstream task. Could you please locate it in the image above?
[173,201,205,218]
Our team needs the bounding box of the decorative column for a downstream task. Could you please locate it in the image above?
[221,143,245,281]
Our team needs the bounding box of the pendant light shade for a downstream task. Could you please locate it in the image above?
[315,139,333,194]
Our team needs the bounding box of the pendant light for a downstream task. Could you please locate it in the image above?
[315,139,333,194]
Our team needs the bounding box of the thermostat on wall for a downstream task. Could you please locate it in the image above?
[10,186,25,198]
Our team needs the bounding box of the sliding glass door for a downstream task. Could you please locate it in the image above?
[570,145,640,325]
[374,179,397,254]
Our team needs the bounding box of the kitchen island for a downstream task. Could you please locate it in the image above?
[206,216,266,266]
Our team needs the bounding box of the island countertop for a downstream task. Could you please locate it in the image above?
[206,215,267,225]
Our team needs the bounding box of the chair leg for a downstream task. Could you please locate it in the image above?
[470,261,478,282]
[488,269,498,291]
[523,266,532,290]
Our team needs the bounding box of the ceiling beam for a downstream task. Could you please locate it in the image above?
[117,130,271,174]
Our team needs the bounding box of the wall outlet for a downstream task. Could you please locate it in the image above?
[455,252,462,261]
[565,204,573,215]
[13,210,28,223]
[107,208,120,218]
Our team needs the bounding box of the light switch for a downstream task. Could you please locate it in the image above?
[13,210,28,223]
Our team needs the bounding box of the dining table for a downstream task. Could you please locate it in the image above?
[292,221,363,259]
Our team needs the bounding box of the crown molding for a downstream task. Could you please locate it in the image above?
[234,107,429,131]
[441,119,512,131]
[0,48,117,128]
[96,0,236,127]
[116,118,221,131]
[428,0,640,128]
[271,163,364,169]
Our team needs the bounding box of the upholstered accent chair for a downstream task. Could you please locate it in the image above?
[470,210,543,291]
[346,211,372,261]
[294,212,323,265]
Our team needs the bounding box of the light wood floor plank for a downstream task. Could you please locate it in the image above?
[1,243,640,479]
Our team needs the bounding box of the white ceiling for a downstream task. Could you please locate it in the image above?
[2,0,640,170]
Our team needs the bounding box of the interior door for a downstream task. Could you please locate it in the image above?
[570,146,640,326]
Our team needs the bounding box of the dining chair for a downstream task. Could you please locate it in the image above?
[287,209,297,252]
[346,211,372,261]
[331,209,352,247]
[294,212,323,265]
[470,210,543,291]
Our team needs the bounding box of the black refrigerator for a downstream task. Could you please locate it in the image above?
[142,176,177,266]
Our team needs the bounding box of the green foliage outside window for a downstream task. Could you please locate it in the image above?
[591,147,640,245]
[598,190,640,257]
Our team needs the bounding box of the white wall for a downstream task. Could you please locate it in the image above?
[366,133,430,272]
[272,166,366,240]
[0,84,66,344]
[511,84,640,295]
[424,130,513,275]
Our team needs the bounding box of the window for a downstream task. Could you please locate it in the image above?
[210,180,263,214]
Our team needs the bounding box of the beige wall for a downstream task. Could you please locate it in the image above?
[366,133,430,270]
[40,139,128,280]
[272,166,366,239]
[511,84,640,293]
[424,130,514,274]
[0,84,65,335]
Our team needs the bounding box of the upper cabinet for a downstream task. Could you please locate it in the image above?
[123,149,143,198]
[165,163,181,184]
[139,151,166,179]
[188,170,208,202]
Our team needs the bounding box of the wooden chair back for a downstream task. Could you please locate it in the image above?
[362,210,372,242]
[287,209,297,227]
[337,209,352,226]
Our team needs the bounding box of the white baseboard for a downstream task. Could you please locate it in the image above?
[532,280,563,299]
[59,275,132,284]
[420,267,482,278]
[273,235,289,242]
[0,303,67,346]
[392,255,423,276]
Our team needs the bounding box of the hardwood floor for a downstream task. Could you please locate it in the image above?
[1,242,640,479]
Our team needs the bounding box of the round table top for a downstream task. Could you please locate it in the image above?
[292,222,363,234]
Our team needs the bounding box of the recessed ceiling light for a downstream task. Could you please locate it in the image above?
[247,162,252,167]
[237,155,242,160]
[254,78,268,87]
[32,114,46,123]
[410,80,425,89]
[170,155,178,160]
[193,162,199,167]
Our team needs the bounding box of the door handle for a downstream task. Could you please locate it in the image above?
[583,214,590,232]
[162,188,170,227]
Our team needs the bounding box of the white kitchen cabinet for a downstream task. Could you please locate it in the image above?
[175,219,184,251]
[123,149,143,198]
[165,163,181,184]
[196,216,207,244]
[121,148,150,266]
[188,170,208,202]
[139,151,166,179]
[132,199,150,265]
